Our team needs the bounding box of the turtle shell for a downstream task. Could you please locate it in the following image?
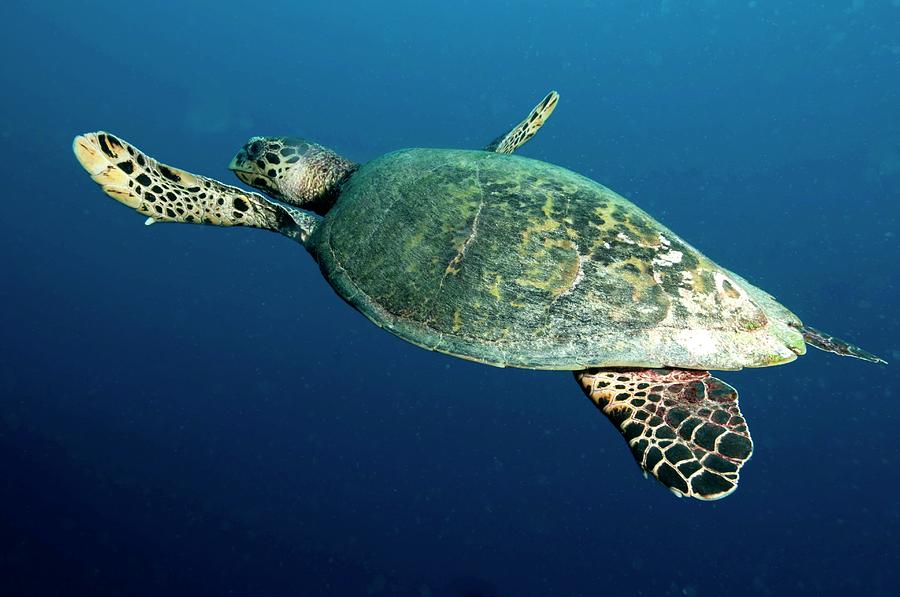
[309,149,805,370]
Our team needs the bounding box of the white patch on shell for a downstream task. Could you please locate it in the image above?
[714,271,745,299]
[652,249,683,268]
[675,329,718,357]
[616,232,636,245]
[659,233,671,248]
[653,269,664,285]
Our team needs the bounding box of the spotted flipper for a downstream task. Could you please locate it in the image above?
[484,90,559,154]
[800,325,886,364]
[575,368,753,500]
[72,132,319,243]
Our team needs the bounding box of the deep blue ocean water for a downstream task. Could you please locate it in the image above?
[2,1,899,595]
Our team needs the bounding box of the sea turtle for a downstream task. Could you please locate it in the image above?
[72,91,884,500]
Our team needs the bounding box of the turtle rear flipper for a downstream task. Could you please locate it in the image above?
[575,368,753,500]
[800,325,886,364]
[72,132,318,243]
[484,90,559,154]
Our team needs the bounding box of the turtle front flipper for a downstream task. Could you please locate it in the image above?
[484,90,559,154]
[800,325,887,364]
[575,368,753,500]
[72,132,320,244]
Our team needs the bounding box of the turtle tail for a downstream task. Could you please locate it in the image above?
[800,325,886,364]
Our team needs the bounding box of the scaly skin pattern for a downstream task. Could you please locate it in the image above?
[576,368,753,500]
[72,132,317,243]
[230,137,358,215]
[310,148,806,370]
[484,91,559,154]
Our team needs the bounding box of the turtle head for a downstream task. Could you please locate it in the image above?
[229,136,357,215]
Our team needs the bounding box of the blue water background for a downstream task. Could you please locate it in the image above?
[2,1,899,595]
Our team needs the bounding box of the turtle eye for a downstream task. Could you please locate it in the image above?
[247,140,264,159]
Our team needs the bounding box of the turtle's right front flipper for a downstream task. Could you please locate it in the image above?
[72,132,319,244]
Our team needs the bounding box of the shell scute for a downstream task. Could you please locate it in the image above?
[311,149,804,370]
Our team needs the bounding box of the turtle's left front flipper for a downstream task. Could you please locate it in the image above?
[575,368,753,500]
[484,90,559,154]
[73,132,319,244]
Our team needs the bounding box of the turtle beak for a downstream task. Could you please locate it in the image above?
[227,151,247,173]
[228,152,256,186]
